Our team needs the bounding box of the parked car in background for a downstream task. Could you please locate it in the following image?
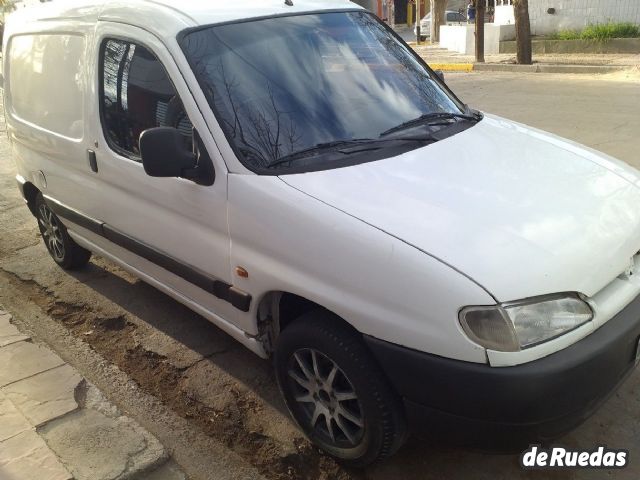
[414,10,466,40]
[5,0,640,468]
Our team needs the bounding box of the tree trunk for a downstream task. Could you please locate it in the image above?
[430,0,447,43]
[513,0,532,64]
[475,0,486,63]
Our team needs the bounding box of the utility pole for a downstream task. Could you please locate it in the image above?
[430,0,435,41]
[430,0,445,43]
[416,0,421,44]
[475,0,486,63]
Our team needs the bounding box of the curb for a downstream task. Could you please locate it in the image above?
[429,63,474,72]
[471,63,537,73]
[474,63,632,74]
[535,64,633,74]
[429,62,634,74]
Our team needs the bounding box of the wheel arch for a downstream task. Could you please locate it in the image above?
[22,181,41,216]
[256,291,359,355]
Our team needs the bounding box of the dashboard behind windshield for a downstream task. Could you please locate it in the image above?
[179,11,468,173]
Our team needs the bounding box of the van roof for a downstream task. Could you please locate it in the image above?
[8,0,363,39]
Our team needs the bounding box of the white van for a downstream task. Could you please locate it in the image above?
[414,10,466,40]
[4,0,640,466]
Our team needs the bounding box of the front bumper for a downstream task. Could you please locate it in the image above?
[364,293,640,450]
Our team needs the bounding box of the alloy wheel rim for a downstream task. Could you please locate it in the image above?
[287,348,364,447]
[38,204,65,260]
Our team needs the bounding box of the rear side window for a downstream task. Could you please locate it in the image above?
[8,34,84,139]
[100,39,192,159]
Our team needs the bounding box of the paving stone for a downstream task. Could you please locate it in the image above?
[0,312,29,347]
[0,392,31,441]
[0,429,72,480]
[40,408,168,480]
[0,340,65,387]
[2,364,82,427]
[80,382,121,418]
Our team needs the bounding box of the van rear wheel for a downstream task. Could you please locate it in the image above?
[35,193,91,270]
[275,311,407,467]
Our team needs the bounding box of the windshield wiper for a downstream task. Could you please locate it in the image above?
[266,137,427,169]
[380,112,480,137]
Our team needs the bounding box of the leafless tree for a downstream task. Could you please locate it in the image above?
[244,86,302,165]
[209,61,302,167]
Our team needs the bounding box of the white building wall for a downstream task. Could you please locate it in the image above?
[528,0,640,36]
[351,0,377,13]
[440,24,515,54]
[494,4,516,25]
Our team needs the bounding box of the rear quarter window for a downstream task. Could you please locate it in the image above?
[7,34,85,139]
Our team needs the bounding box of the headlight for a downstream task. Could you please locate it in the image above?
[459,293,593,352]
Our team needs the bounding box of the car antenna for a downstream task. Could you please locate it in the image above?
[285,0,293,5]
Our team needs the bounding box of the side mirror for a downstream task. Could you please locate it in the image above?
[139,127,214,186]
[434,70,445,83]
[140,127,196,178]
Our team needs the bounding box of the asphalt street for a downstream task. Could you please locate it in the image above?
[446,71,640,168]
[0,72,639,480]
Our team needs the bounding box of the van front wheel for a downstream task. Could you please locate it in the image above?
[275,311,407,467]
[35,193,91,270]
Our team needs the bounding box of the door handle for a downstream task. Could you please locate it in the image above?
[87,149,98,173]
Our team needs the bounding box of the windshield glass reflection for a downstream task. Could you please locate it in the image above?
[180,11,464,171]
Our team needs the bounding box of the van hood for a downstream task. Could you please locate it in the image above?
[280,115,640,301]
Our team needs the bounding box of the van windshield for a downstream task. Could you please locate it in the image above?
[180,11,475,174]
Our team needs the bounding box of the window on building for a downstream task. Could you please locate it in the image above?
[100,39,192,159]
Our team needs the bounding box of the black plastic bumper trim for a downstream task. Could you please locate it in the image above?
[364,292,640,429]
[43,196,251,312]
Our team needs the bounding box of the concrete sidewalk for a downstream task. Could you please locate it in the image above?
[411,43,640,73]
[0,307,185,480]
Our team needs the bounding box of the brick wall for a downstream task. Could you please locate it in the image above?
[528,0,640,35]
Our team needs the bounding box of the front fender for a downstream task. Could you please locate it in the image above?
[228,175,493,364]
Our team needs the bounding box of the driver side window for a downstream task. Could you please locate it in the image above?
[100,38,193,159]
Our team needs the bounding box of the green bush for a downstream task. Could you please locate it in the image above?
[549,29,580,40]
[548,22,640,41]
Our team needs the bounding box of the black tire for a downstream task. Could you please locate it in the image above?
[35,193,92,270]
[275,310,407,467]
